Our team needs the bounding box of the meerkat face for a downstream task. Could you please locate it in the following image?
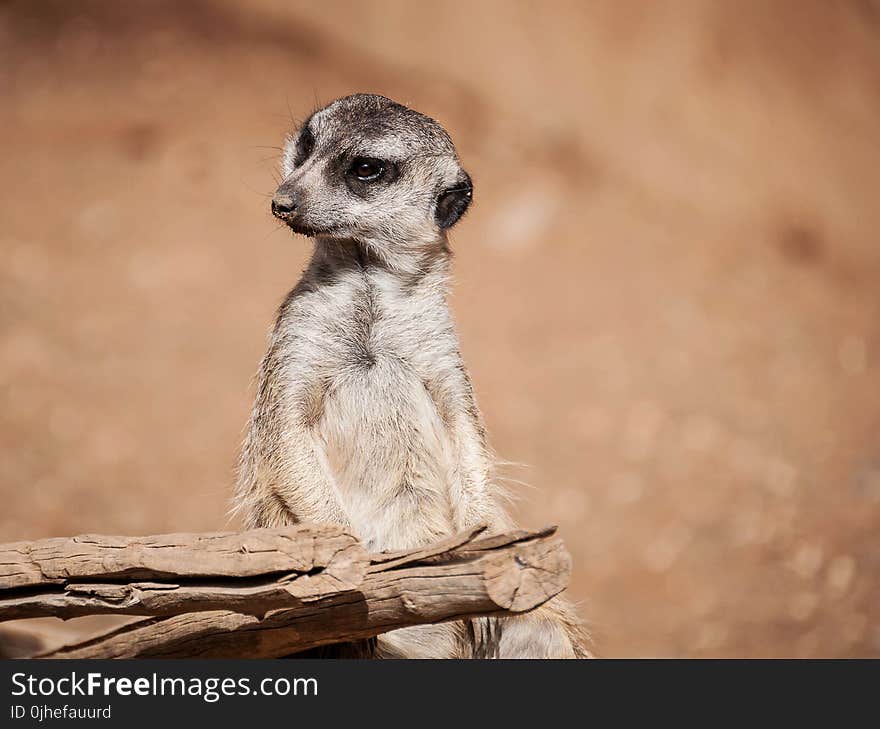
[271,94,473,253]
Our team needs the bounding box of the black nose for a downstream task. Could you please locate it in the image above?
[271,192,298,218]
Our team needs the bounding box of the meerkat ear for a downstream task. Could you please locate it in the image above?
[435,172,473,229]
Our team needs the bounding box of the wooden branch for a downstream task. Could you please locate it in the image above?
[32,526,570,659]
[0,523,359,589]
[0,524,366,622]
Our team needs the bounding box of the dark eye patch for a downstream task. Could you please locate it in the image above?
[292,126,315,167]
[339,154,400,198]
[349,157,385,182]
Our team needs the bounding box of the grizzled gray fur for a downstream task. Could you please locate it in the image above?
[234,94,587,658]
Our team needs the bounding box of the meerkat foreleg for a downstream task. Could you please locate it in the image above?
[273,427,350,526]
[235,376,350,529]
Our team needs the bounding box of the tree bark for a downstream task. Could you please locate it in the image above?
[23,525,570,659]
[0,524,365,622]
[0,523,359,590]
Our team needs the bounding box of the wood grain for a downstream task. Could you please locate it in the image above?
[12,525,571,659]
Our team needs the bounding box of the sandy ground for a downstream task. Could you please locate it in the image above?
[1,0,879,657]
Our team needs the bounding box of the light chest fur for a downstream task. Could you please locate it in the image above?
[270,260,478,551]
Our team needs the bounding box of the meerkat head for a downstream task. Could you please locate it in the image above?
[271,94,472,259]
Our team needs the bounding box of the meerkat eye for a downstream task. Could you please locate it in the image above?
[350,157,385,182]
[293,127,315,167]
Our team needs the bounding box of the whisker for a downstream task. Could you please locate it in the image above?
[260,223,289,244]
[238,177,275,199]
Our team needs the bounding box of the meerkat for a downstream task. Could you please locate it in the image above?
[234,93,587,658]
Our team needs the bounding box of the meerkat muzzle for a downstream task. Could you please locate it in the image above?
[271,191,299,220]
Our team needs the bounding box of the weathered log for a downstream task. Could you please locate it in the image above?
[0,523,358,589]
[34,526,570,659]
[0,524,366,621]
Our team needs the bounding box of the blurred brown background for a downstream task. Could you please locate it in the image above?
[1,0,879,657]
